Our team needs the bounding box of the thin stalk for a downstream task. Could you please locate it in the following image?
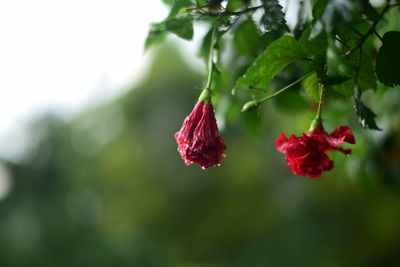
[241,71,315,112]
[315,84,324,121]
[308,80,325,130]
[205,23,217,91]
[373,29,383,42]
[257,71,315,104]
[201,5,264,17]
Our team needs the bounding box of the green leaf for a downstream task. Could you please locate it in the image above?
[226,0,245,11]
[145,22,167,50]
[299,28,327,56]
[326,39,350,77]
[144,0,195,50]
[331,52,377,96]
[235,35,306,95]
[312,0,329,20]
[322,0,353,33]
[361,0,379,21]
[145,16,194,50]
[332,79,353,96]
[375,31,400,87]
[354,93,381,130]
[161,0,174,6]
[303,73,321,101]
[168,0,194,19]
[357,53,377,91]
[260,0,287,32]
[233,19,260,56]
[165,16,194,40]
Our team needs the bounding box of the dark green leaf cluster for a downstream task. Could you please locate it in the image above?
[260,0,287,32]
[376,31,400,87]
[145,0,195,49]
[148,0,400,131]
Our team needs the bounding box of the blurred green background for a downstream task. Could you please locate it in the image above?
[0,44,400,267]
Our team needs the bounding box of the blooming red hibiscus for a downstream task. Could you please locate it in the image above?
[275,123,355,178]
[174,97,226,169]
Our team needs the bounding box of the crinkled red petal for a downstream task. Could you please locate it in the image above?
[275,124,355,178]
[175,101,226,168]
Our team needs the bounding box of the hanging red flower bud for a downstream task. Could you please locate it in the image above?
[275,123,355,178]
[174,91,226,169]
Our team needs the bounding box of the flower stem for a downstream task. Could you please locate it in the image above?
[315,84,324,121]
[199,23,217,103]
[241,71,315,112]
[309,83,324,131]
[205,23,217,91]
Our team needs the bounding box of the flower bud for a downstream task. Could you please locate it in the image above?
[174,100,226,169]
[241,100,259,112]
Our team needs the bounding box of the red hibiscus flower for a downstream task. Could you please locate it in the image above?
[275,122,355,178]
[174,95,226,169]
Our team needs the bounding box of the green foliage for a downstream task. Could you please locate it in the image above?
[147,0,400,135]
[303,72,321,101]
[168,0,195,18]
[145,0,194,50]
[235,35,305,97]
[226,0,244,11]
[321,0,353,33]
[326,38,350,77]
[312,0,329,20]
[362,0,379,21]
[233,18,260,56]
[259,0,287,32]
[357,53,377,91]
[354,93,381,130]
[330,51,377,97]
[165,16,194,40]
[376,31,400,87]
[299,29,327,56]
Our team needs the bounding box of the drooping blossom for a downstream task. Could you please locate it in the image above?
[174,94,226,169]
[275,122,355,178]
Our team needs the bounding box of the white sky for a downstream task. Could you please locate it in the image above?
[0,0,173,159]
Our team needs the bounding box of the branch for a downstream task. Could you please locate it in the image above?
[347,1,391,56]
[191,5,264,17]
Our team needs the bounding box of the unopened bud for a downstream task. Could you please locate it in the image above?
[241,100,259,112]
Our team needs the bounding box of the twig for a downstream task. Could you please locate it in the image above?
[242,71,315,111]
[347,1,391,56]
[373,29,383,42]
[347,24,363,37]
[335,36,350,49]
[194,5,264,17]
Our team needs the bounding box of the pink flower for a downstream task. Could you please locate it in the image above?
[275,124,355,178]
[174,100,226,168]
